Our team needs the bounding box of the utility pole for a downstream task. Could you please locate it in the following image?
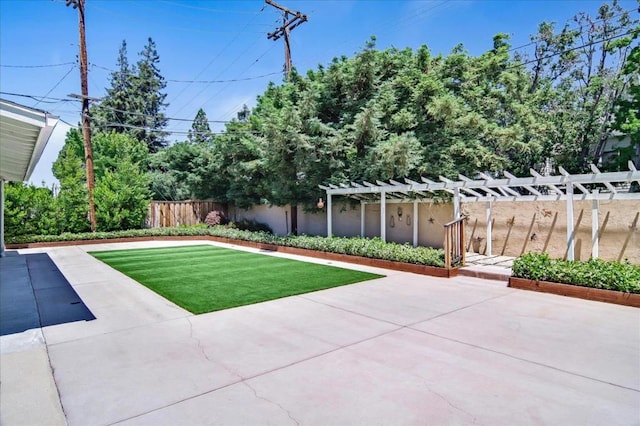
[265,0,307,80]
[266,0,307,235]
[66,0,96,232]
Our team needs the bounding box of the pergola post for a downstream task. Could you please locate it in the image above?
[566,183,575,260]
[453,188,460,219]
[360,201,365,237]
[380,190,386,242]
[327,193,332,237]
[592,191,599,259]
[0,179,5,257]
[486,200,492,256]
[319,165,638,255]
[412,200,418,247]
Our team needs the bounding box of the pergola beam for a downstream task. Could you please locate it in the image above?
[451,175,485,198]
[478,172,521,197]
[590,164,618,193]
[320,165,640,260]
[530,168,564,196]
[559,166,590,195]
[325,167,639,197]
[504,171,542,196]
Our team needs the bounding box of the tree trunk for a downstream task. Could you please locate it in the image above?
[290,204,298,236]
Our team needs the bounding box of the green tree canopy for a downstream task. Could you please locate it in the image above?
[187,108,213,145]
[91,38,169,153]
[53,129,151,232]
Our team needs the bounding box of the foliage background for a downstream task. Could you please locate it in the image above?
[5,1,638,238]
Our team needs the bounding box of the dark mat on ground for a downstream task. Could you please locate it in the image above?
[0,252,95,336]
[0,253,41,336]
[27,253,96,328]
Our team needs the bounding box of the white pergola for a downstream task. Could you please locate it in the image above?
[0,98,59,256]
[320,162,640,261]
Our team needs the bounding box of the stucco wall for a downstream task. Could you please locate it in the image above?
[232,199,638,263]
[462,199,639,263]
[230,204,290,235]
[233,201,452,249]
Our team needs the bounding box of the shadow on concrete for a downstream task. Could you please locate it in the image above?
[0,252,95,336]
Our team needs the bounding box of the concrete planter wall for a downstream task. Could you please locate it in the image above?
[508,277,640,308]
[7,236,457,278]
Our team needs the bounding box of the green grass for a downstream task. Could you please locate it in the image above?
[90,245,384,314]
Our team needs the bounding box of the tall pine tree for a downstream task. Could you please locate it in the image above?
[92,38,169,153]
[187,108,212,144]
[91,40,136,135]
[131,38,169,152]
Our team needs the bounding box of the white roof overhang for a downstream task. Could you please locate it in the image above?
[0,98,59,182]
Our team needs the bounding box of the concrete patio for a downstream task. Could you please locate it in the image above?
[1,240,638,425]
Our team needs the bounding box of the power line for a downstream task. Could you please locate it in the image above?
[506,6,638,54]
[60,118,79,127]
[0,91,74,103]
[94,122,260,136]
[80,103,233,124]
[168,4,268,114]
[89,63,280,83]
[506,27,637,71]
[32,65,77,108]
[0,90,233,124]
[6,25,632,123]
[158,0,269,15]
[0,61,76,68]
[189,42,278,118]
[167,71,281,83]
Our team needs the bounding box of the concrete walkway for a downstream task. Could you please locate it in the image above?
[1,240,638,425]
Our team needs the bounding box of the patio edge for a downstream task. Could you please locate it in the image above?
[508,277,640,308]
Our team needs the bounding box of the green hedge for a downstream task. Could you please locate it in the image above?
[512,252,640,294]
[6,226,445,268]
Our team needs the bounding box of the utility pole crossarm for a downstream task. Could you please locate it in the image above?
[265,0,303,16]
[265,0,307,79]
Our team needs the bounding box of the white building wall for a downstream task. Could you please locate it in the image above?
[297,209,326,236]
[230,200,454,250]
[231,204,290,235]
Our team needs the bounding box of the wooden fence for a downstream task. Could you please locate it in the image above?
[147,201,227,228]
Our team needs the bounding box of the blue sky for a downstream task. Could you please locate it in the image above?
[1,0,637,187]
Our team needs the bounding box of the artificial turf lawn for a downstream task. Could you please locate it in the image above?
[90,245,384,314]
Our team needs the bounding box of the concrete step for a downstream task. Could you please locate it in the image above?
[458,264,511,282]
[460,252,514,282]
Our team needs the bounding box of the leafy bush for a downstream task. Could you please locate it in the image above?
[279,235,445,267]
[6,226,444,267]
[512,252,640,294]
[230,219,273,234]
[204,210,227,227]
[4,182,59,237]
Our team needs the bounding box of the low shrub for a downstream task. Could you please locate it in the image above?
[280,235,445,267]
[512,252,640,294]
[204,210,227,227]
[229,219,273,234]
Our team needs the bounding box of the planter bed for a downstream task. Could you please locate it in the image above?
[508,277,640,308]
[7,236,457,278]
[275,246,457,278]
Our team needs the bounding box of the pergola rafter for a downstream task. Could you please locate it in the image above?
[320,162,640,261]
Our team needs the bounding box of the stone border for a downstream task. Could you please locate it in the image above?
[508,277,640,308]
[7,236,458,279]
